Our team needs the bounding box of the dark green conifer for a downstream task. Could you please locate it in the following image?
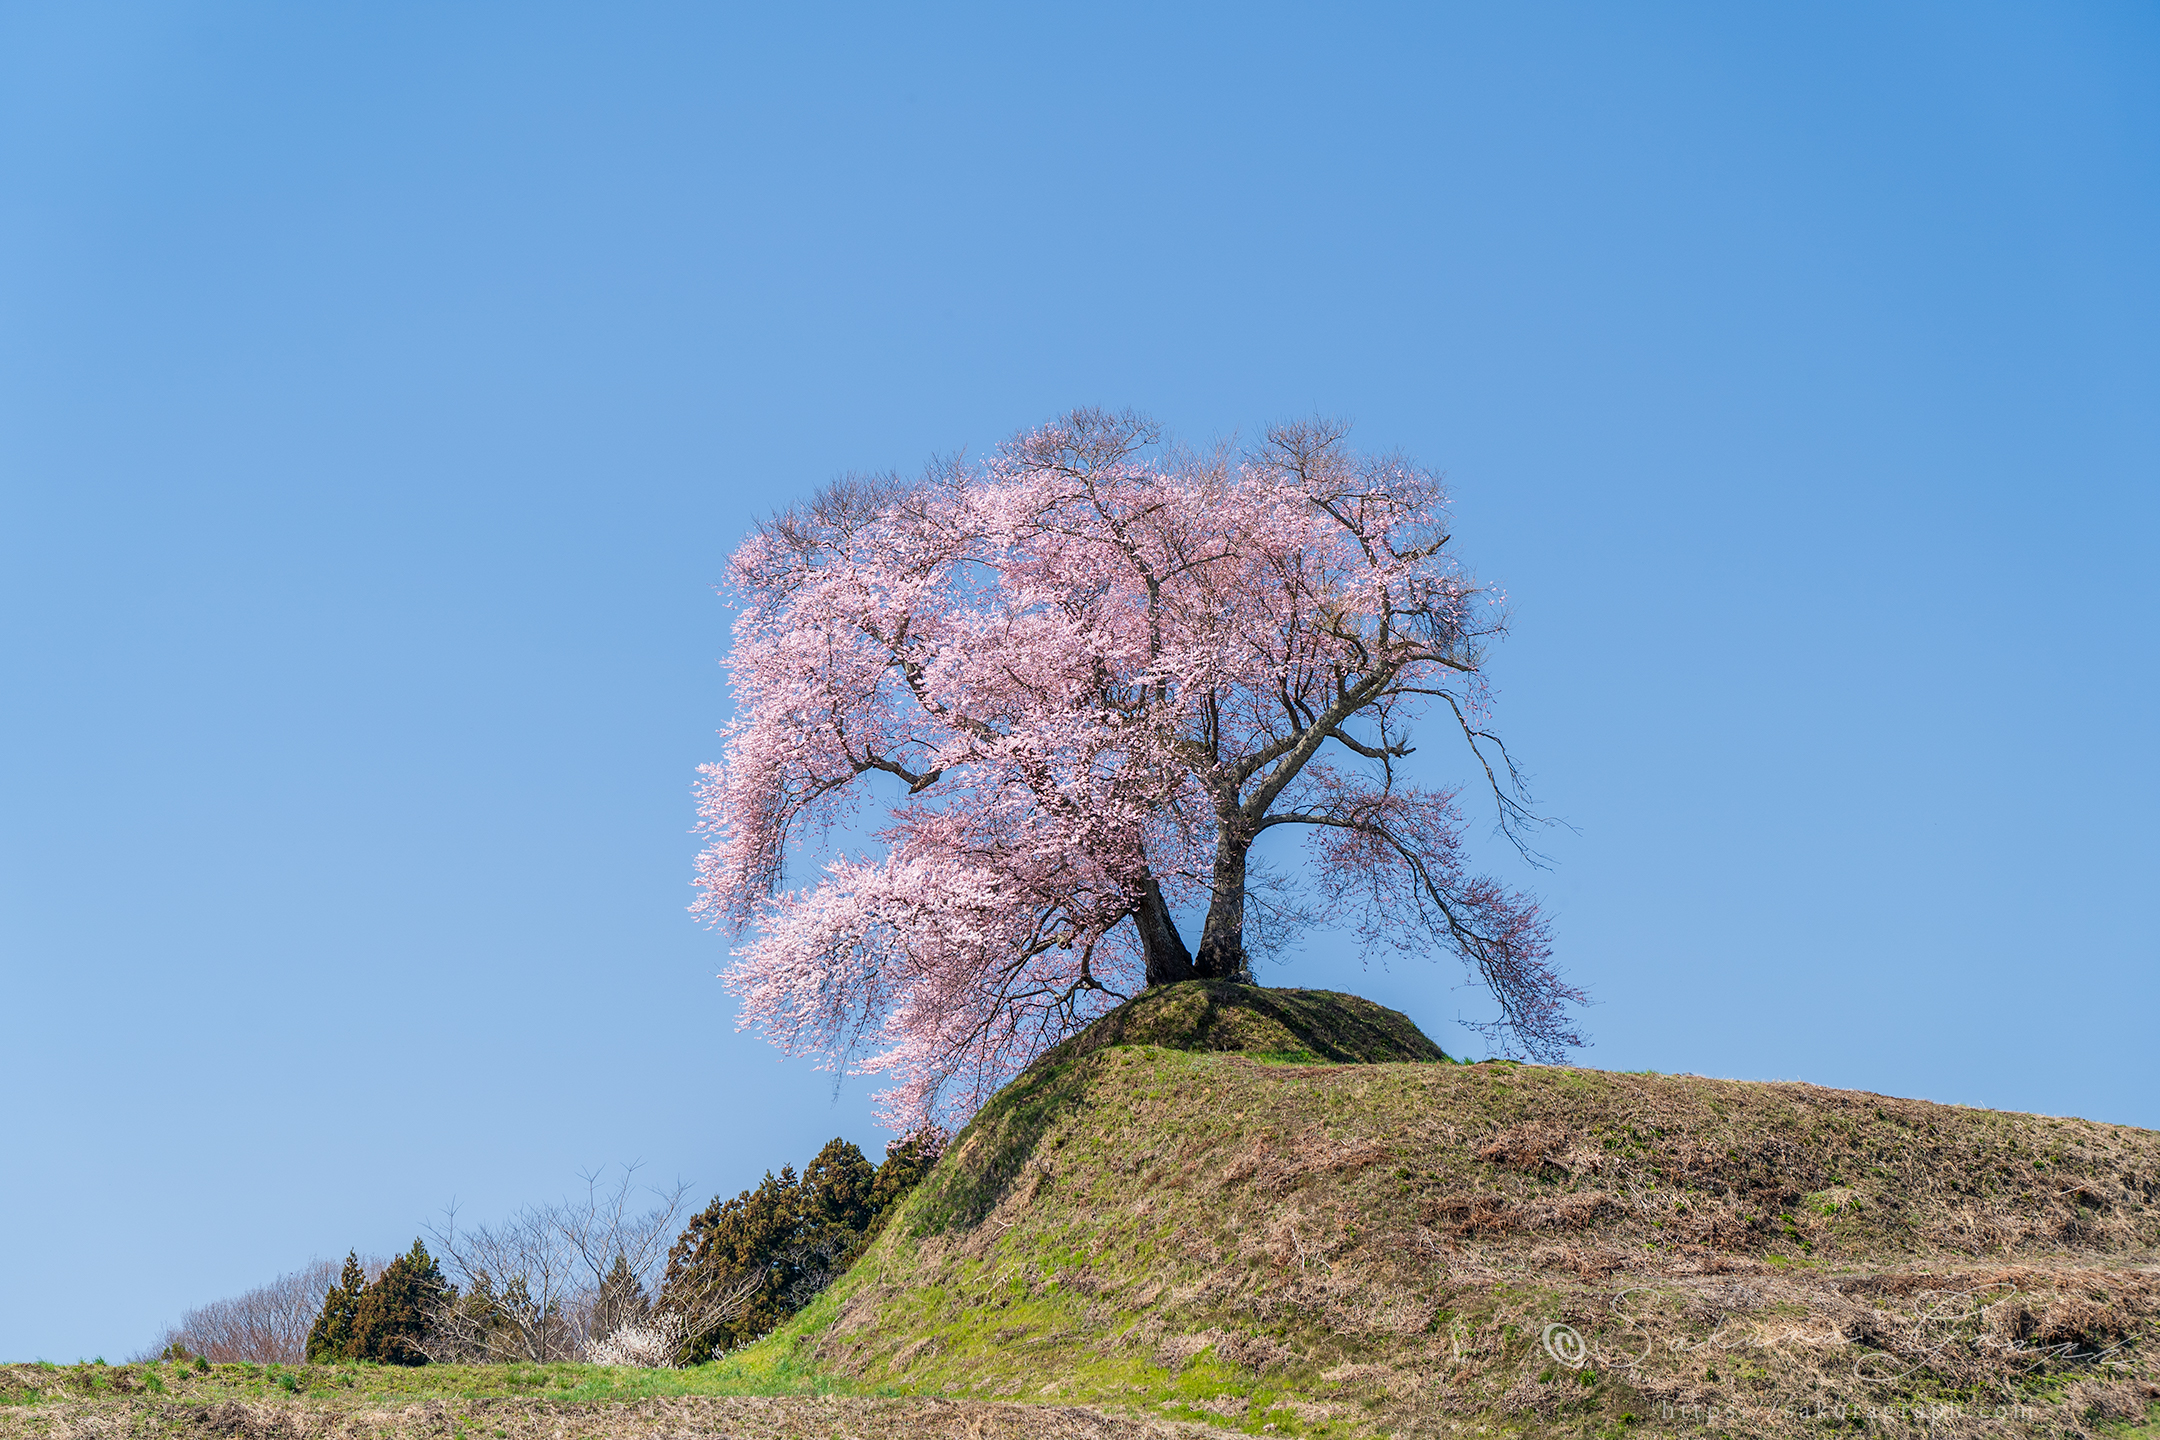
[802,1138,876,1231]
[662,1133,940,1362]
[349,1239,447,1365]
[868,1129,943,1219]
[305,1253,366,1363]
[662,1166,803,1361]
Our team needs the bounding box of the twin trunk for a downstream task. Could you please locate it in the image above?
[1133,835,1252,987]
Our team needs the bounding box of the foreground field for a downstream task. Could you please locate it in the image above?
[0,1359,1204,1439]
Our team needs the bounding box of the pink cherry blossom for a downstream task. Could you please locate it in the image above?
[696,411,1584,1130]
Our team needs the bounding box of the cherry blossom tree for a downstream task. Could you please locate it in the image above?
[695,410,1583,1129]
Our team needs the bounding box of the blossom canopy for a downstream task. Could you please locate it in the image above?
[696,410,1583,1129]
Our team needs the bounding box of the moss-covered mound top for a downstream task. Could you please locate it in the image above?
[1042,979,1447,1067]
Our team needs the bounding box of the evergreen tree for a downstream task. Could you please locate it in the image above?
[801,1138,875,1232]
[662,1132,945,1362]
[662,1166,803,1361]
[305,1253,366,1363]
[867,1129,943,1220]
[349,1239,447,1365]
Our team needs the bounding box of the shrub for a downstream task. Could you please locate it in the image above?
[584,1311,686,1368]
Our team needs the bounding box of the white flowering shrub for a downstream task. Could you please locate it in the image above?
[583,1310,687,1369]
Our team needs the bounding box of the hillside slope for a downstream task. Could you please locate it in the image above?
[777,993,2160,1438]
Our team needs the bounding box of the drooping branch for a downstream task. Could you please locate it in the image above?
[1405,686,1564,864]
[1269,783,1581,1060]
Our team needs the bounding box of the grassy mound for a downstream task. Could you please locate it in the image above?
[1044,981,1448,1068]
[775,1040,2160,1439]
[903,983,1444,1240]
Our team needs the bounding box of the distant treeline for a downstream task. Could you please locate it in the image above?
[139,1131,940,1370]
[143,1256,385,1366]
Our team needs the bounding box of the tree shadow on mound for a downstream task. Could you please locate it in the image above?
[1060,980,1446,1066]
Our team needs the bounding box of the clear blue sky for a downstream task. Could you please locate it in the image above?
[3,3,2154,1363]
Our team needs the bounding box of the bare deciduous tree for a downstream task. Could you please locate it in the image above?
[138,1257,385,1365]
[420,1167,754,1367]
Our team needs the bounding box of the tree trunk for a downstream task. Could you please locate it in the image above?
[1193,829,1253,983]
[1134,874,1197,987]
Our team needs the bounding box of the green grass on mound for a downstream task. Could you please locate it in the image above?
[902,982,1447,1238]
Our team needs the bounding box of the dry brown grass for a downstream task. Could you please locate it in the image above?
[0,1394,1205,1440]
[0,1368,1208,1440]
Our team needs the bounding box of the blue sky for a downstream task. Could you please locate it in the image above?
[2,3,2154,1362]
